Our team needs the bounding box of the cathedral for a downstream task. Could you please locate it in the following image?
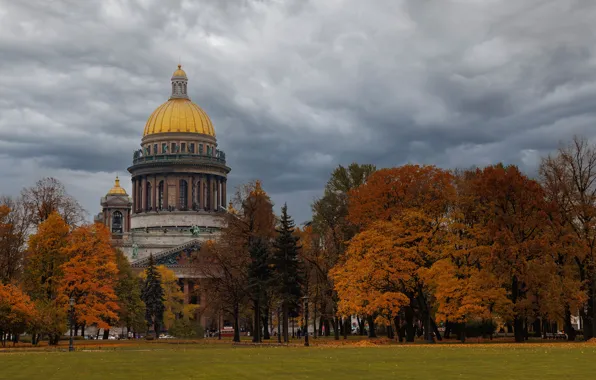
[95,65,230,328]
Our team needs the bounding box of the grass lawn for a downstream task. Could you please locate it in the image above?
[1,341,596,380]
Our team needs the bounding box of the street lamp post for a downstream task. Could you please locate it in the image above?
[69,296,75,352]
[303,295,309,347]
[277,303,282,344]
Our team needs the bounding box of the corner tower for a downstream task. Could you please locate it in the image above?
[126,65,231,264]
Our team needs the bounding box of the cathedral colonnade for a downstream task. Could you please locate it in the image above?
[131,174,227,213]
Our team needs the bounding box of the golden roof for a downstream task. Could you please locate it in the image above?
[172,64,187,78]
[143,98,215,136]
[143,65,215,137]
[107,176,127,196]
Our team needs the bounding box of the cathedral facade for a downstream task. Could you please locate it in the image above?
[95,65,230,328]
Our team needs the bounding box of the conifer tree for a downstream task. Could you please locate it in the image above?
[272,204,304,342]
[248,237,272,343]
[141,254,165,339]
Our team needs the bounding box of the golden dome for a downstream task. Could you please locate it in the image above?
[143,98,215,136]
[143,65,216,137]
[107,176,127,196]
[172,64,187,78]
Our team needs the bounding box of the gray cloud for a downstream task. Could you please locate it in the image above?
[1,0,596,223]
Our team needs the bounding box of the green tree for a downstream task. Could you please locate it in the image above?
[141,254,165,339]
[272,204,304,342]
[248,237,272,343]
[311,163,376,339]
[115,250,145,336]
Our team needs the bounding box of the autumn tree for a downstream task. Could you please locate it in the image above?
[23,213,69,345]
[421,169,510,342]
[115,249,145,336]
[467,165,557,342]
[540,136,596,340]
[0,198,28,283]
[21,177,85,227]
[141,254,165,338]
[338,165,453,341]
[272,204,304,343]
[198,239,248,342]
[0,283,38,346]
[58,223,120,335]
[311,163,376,338]
[23,213,70,302]
[199,181,276,341]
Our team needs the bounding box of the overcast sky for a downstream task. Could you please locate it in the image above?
[1,0,595,223]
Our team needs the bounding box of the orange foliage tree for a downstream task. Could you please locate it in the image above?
[58,223,119,331]
[467,165,558,342]
[0,283,38,346]
[334,165,454,341]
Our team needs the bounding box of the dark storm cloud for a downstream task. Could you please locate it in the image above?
[1,0,596,223]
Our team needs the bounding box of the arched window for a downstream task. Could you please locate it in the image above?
[158,181,164,210]
[146,182,152,211]
[179,180,188,210]
[112,211,123,234]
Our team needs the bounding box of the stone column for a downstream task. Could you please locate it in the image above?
[222,179,227,209]
[164,176,169,210]
[187,175,193,210]
[175,177,180,210]
[141,176,147,212]
[207,175,212,211]
[152,175,157,211]
[217,178,221,210]
[211,176,216,211]
[198,177,203,210]
[132,178,137,213]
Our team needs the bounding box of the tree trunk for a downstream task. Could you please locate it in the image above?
[253,298,261,343]
[430,317,442,341]
[460,322,466,343]
[333,316,340,340]
[313,302,318,339]
[404,307,415,342]
[533,318,542,338]
[74,324,79,336]
[103,329,110,340]
[394,316,403,342]
[283,301,289,343]
[233,305,241,342]
[445,321,451,339]
[513,316,524,343]
[357,316,366,335]
[262,306,270,340]
[318,316,324,336]
[367,315,377,338]
[387,323,394,339]
[324,318,331,336]
[343,316,349,339]
[564,305,577,341]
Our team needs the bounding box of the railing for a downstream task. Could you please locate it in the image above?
[132,152,226,165]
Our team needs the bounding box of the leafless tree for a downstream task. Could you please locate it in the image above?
[20,177,86,227]
[540,135,596,340]
[0,196,29,283]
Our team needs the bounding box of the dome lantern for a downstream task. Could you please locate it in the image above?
[170,64,189,100]
[107,176,128,196]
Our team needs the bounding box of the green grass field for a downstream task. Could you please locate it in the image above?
[2,341,596,380]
